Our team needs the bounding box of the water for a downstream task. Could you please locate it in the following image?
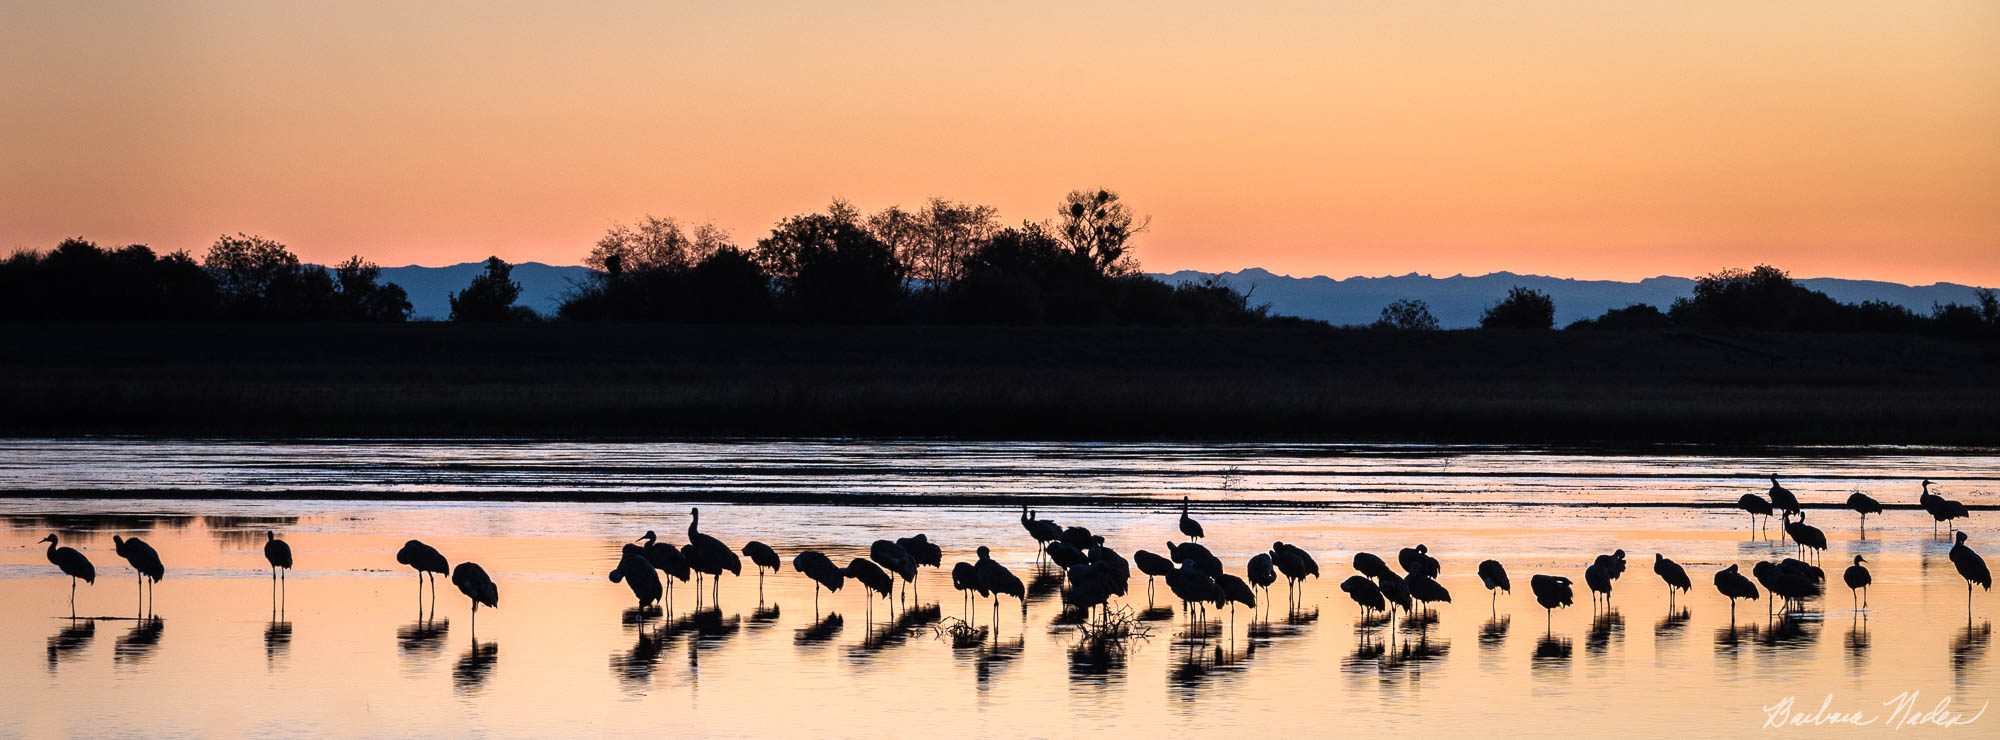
[0,440,1993,737]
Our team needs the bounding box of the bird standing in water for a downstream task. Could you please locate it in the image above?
[1178,497,1204,540]
[41,534,95,618]
[1845,491,1882,538]
[1949,531,1990,617]
[1842,556,1871,610]
[451,562,499,635]
[1652,554,1691,610]
[111,535,164,619]
[264,531,293,607]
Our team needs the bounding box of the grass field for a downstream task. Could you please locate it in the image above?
[2,323,1995,444]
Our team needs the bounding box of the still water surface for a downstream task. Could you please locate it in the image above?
[0,440,1993,737]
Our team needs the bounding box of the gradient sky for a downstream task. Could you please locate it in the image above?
[3,1,1996,284]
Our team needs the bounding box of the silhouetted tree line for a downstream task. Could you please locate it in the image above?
[557,190,1275,326]
[1369,266,1997,339]
[0,235,411,321]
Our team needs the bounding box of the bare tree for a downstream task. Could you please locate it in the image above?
[588,216,733,275]
[1056,189,1148,276]
[870,198,999,290]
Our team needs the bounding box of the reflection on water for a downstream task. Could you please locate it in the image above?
[0,444,1995,736]
[46,618,94,672]
[113,617,164,665]
[453,640,499,694]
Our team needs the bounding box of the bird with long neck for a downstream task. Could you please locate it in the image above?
[41,534,95,618]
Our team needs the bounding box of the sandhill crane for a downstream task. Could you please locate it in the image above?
[1134,549,1173,605]
[1842,556,1871,610]
[1713,564,1760,620]
[845,558,894,620]
[1021,507,1060,565]
[1950,531,1991,616]
[1216,572,1256,629]
[1178,497,1204,540]
[741,541,781,596]
[1407,573,1451,616]
[1247,553,1277,603]
[396,540,449,611]
[1529,575,1574,633]
[264,531,292,605]
[1353,552,1395,582]
[791,550,845,613]
[1399,544,1440,578]
[1340,575,1386,619]
[950,561,978,621]
[686,508,742,603]
[1167,541,1222,578]
[973,546,1025,626]
[1477,559,1511,612]
[869,539,918,603]
[1653,554,1691,609]
[112,535,164,619]
[1736,493,1775,538]
[1786,509,1828,563]
[1845,491,1883,538]
[40,534,94,617]
[609,543,663,611]
[637,531,691,606]
[451,562,499,634]
[1164,561,1221,626]
[1921,480,1971,538]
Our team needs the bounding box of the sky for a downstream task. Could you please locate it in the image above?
[2,1,1996,284]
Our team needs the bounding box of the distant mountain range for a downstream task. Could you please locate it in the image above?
[379,262,1992,326]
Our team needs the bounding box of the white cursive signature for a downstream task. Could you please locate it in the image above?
[1762,692,1987,730]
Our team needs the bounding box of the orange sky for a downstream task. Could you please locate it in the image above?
[3,2,1996,284]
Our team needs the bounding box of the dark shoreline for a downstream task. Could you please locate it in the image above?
[4,323,1995,444]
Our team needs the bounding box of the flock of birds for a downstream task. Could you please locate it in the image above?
[31,480,1995,644]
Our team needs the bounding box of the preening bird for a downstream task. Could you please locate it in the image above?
[451,562,499,632]
[1713,564,1760,619]
[1164,561,1221,623]
[896,534,943,570]
[1653,554,1691,609]
[1340,575,1386,617]
[1087,537,1130,598]
[1950,531,1991,615]
[112,535,164,618]
[1845,492,1883,537]
[973,546,1025,621]
[1247,553,1277,601]
[1584,562,1613,609]
[1167,541,1222,578]
[1178,496,1204,540]
[1352,552,1396,583]
[1842,556,1871,610]
[741,541,782,593]
[686,508,742,602]
[1215,572,1256,625]
[869,539,919,601]
[1270,541,1318,602]
[609,543,663,610]
[1375,571,1413,615]
[845,558,894,616]
[40,534,94,617]
[1134,549,1174,604]
[950,561,978,619]
[1058,526,1095,551]
[1529,575,1574,632]
[1044,540,1088,571]
[791,550,845,611]
[1477,559,1511,611]
[396,539,449,609]
[1399,544,1439,579]
[1406,573,1451,614]
[1736,493,1775,536]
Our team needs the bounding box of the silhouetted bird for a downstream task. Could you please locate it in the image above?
[609,543,663,610]
[1399,544,1440,579]
[450,562,499,632]
[950,561,978,619]
[1247,553,1277,601]
[973,546,1025,621]
[1477,559,1511,611]
[1216,572,1256,625]
[1845,491,1883,537]
[1529,575,1575,632]
[1950,531,1991,614]
[1058,526,1095,551]
[845,558,894,616]
[1340,575,1386,617]
[1407,573,1451,614]
[896,534,943,570]
[1779,557,1825,585]
[112,535,164,618]
[1376,571,1413,615]
[1353,551,1396,582]
[1765,561,1822,613]
[869,539,919,601]
[742,541,781,593]
[1842,555,1871,610]
[1592,549,1627,581]
[1045,540,1088,571]
[1021,507,1061,562]
[791,550,845,611]
[1178,496,1204,540]
[40,534,94,617]
[636,530,692,603]
[686,507,742,601]
[1167,541,1222,578]
[1713,564,1760,619]
[1769,475,1800,543]
[1065,561,1119,623]
[396,540,449,608]
[1785,510,1828,562]
[1921,480,1971,537]
[1653,554,1691,609]
[1270,541,1317,602]
[263,531,293,596]
[1584,562,1613,609]
[1088,537,1130,598]
[1164,561,1221,624]
[1736,493,1775,536]
[1134,549,1174,604]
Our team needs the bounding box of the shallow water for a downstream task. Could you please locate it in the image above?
[0,441,1993,737]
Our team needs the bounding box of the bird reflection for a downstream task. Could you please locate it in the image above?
[1656,608,1690,640]
[397,617,450,670]
[265,617,293,667]
[1950,621,1990,683]
[1137,606,1175,622]
[972,636,1024,691]
[848,603,941,663]
[46,618,95,672]
[750,602,781,626]
[1586,609,1623,654]
[1027,570,1065,601]
[609,626,665,693]
[1532,634,1573,671]
[796,612,844,645]
[114,617,164,665]
[1845,614,1870,668]
[1480,615,1511,649]
[453,640,500,694]
[1068,636,1130,684]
